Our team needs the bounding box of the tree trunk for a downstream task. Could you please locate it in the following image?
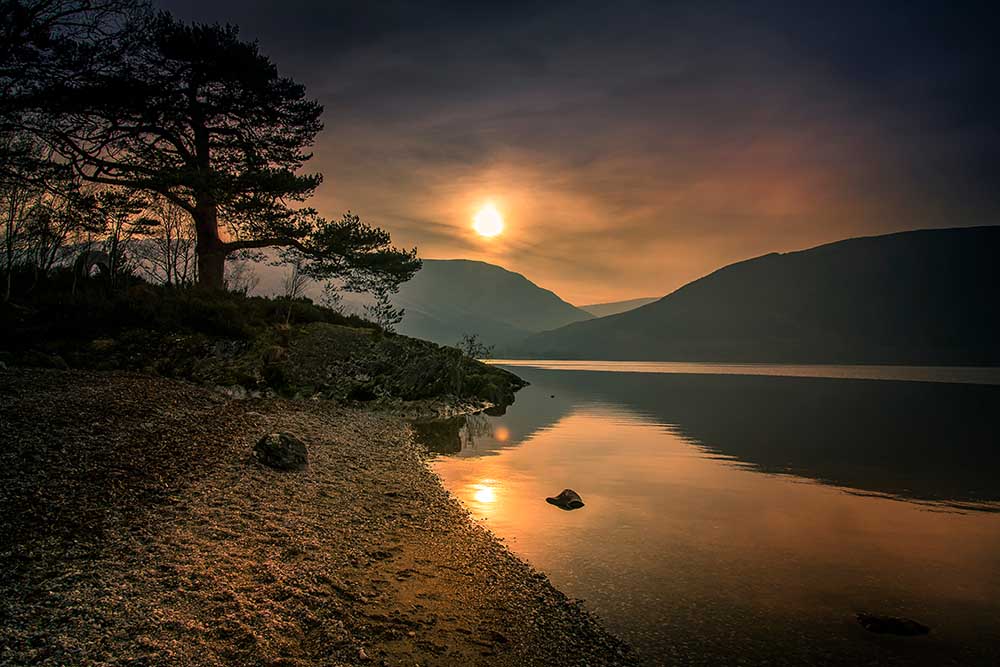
[193,199,226,289]
[197,246,226,289]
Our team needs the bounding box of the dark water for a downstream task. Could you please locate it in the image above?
[421,365,1000,666]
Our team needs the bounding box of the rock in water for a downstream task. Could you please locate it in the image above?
[546,489,585,510]
[856,612,930,636]
[253,432,308,470]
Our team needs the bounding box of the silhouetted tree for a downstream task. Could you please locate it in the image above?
[0,128,100,295]
[457,333,494,360]
[281,256,309,324]
[1,0,141,134]
[135,197,196,286]
[90,188,151,287]
[321,281,345,314]
[450,334,494,396]
[11,8,419,290]
[0,131,43,299]
[364,284,404,333]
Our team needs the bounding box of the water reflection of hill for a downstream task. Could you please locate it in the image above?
[464,367,1000,507]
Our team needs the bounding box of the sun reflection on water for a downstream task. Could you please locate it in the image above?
[471,480,498,505]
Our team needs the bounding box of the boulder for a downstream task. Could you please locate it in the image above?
[856,612,930,636]
[546,488,585,510]
[253,432,308,470]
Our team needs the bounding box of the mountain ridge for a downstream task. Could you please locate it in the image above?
[393,258,592,347]
[579,297,660,318]
[512,226,1000,365]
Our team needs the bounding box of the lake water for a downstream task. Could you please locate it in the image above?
[420,363,1000,666]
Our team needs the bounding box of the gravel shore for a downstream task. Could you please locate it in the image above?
[0,369,636,666]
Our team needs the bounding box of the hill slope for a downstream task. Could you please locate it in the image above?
[393,259,592,347]
[515,226,1000,364]
[580,297,659,318]
[226,254,590,349]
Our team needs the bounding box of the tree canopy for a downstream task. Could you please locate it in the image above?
[4,2,420,290]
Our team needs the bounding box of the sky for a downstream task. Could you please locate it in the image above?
[160,0,998,305]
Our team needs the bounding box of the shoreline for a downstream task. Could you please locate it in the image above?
[485,359,1000,386]
[0,368,635,666]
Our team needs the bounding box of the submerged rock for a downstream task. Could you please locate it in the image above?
[856,612,930,636]
[546,488,585,510]
[253,432,308,470]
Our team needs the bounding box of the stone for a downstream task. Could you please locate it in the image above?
[856,612,930,636]
[253,432,308,470]
[545,488,585,510]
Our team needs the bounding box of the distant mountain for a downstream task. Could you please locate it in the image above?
[515,226,1000,364]
[227,254,590,348]
[580,297,659,318]
[393,259,592,348]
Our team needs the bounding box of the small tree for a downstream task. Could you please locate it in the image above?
[0,131,43,299]
[457,333,494,360]
[321,281,345,314]
[21,197,76,279]
[2,148,103,291]
[450,333,495,396]
[91,189,151,287]
[223,257,259,296]
[136,197,196,287]
[280,255,310,324]
[364,284,404,333]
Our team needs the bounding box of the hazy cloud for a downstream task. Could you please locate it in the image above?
[160,0,999,303]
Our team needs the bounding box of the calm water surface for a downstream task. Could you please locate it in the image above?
[422,364,1000,666]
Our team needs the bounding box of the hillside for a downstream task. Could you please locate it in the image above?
[0,278,525,410]
[392,259,592,347]
[580,297,659,318]
[515,226,1000,364]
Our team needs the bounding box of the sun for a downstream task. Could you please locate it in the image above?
[473,203,504,238]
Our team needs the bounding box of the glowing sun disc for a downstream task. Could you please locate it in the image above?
[473,203,504,237]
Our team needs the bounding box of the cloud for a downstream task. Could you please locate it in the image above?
[160,0,1000,303]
